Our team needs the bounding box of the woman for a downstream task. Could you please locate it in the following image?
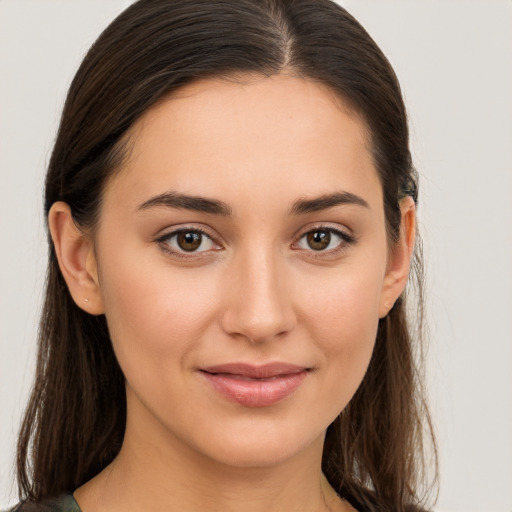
[12,0,437,511]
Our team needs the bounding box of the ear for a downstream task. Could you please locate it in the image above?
[48,202,105,315]
[378,196,416,318]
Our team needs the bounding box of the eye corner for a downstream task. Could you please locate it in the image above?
[293,225,357,258]
[155,226,223,260]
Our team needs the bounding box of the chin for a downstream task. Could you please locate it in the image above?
[188,418,325,470]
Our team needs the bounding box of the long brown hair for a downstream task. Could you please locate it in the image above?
[17,1,437,510]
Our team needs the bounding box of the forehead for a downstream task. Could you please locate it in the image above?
[104,74,382,216]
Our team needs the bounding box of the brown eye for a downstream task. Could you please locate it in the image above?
[177,231,203,251]
[306,230,331,251]
[159,229,216,255]
[296,227,354,255]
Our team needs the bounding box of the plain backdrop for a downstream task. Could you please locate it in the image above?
[1,1,511,511]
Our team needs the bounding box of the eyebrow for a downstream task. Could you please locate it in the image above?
[289,191,369,215]
[137,190,369,216]
[138,191,233,216]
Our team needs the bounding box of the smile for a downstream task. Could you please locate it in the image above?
[199,363,310,407]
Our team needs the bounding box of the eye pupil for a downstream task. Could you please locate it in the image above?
[177,231,202,251]
[307,230,330,250]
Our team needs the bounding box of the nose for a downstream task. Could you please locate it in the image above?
[220,246,296,344]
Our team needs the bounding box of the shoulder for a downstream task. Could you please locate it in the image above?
[6,495,81,512]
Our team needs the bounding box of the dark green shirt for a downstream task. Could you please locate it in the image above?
[8,495,81,512]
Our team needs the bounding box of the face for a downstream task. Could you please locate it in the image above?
[89,75,400,468]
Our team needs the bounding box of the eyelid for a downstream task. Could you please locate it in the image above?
[293,224,356,257]
[154,223,356,260]
[155,225,222,258]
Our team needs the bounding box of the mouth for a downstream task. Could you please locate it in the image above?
[199,362,311,407]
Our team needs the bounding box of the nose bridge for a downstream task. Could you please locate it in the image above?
[221,242,295,343]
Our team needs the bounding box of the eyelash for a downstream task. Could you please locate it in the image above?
[156,225,356,260]
[156,227,221,260]
[294,225,356,259]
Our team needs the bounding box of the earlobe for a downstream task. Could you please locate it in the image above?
[48,202,104,315]
[378,196,416,318]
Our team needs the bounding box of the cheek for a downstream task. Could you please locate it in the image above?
[321,278,380,372]
[298,259,386,410]
[303,261,384,347]
[97,251,220,378]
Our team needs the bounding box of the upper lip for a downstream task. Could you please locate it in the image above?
[200,362,308,379]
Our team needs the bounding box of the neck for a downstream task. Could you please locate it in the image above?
[76,439,336,512]
[74,396,349,512]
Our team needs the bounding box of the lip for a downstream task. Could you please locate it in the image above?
[199,363,310,407]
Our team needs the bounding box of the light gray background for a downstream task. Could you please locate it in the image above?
[1,1,511,511]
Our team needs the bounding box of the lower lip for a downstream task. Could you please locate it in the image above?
[201,370,308,407]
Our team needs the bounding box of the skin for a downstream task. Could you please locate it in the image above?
[50,74,415,512]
